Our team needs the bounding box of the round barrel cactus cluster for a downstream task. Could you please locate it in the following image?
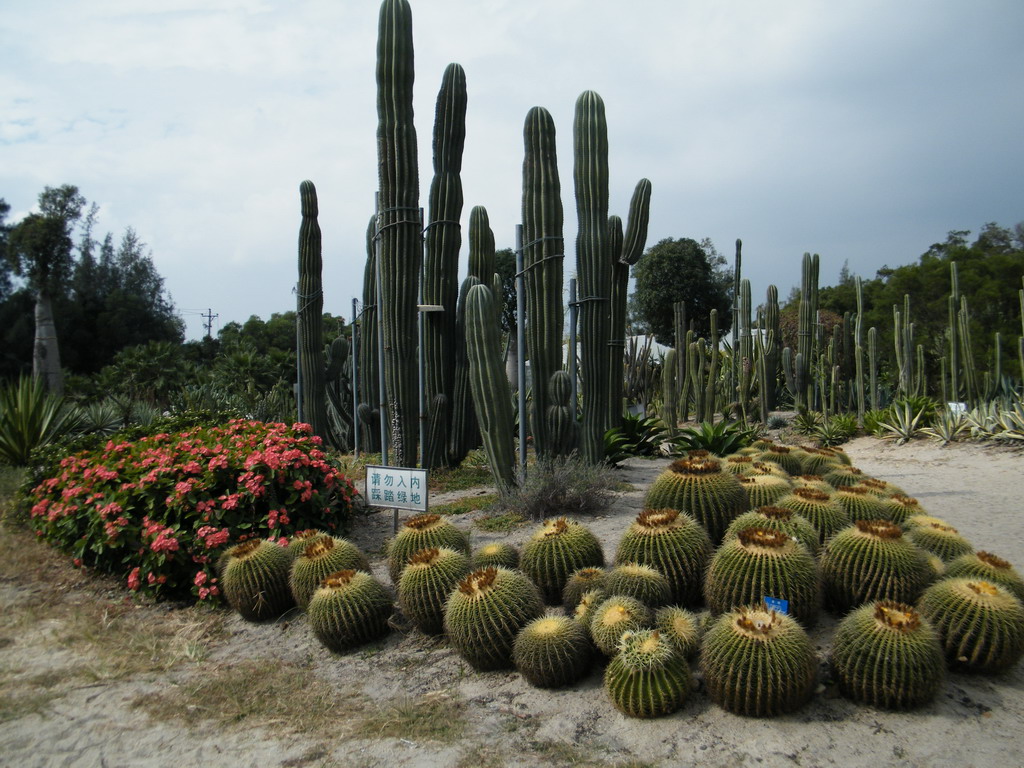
[211,437,1023,723]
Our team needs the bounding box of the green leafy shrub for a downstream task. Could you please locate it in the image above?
[489,454,615,522]
[23,419,358,605]
[811,413,858,447]
[603,414,668,462]
[862,409,890,437]
[0,376,85,466]
[669,420,756,457]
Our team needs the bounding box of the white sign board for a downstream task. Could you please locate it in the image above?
[365,465,429,513]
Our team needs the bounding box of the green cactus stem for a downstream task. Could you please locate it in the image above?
[520,517,605,604]
[654,605,701,660]
[220,539,294,622]
[290,536,372,609]
[700,606,817,717]
[918,578,1024,674]
[297,180,329,441]
[590,594,653,656]
[397,546,470,635]
[644,458,747,544]
[471,542,520,570]
[604,630,691,718]
[307,569,393,652]
[723,506,821,558]
[443,566,545,671]
[830,601,945,709]
[513,615,593,688]
[604,563,672,608]
[614,508,712,606]
[946,552,1024,604]
[387,513,470,583]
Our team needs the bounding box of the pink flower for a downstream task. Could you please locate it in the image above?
[194,570,208,586]
[127,567,141,591]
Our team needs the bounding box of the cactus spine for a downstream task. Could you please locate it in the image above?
[830,601,945,709]
[421,63,467,469]
[375,0,420,466]
[465,282,516,491]
[521,106,565,458]
[574,91,611,463]
[297,180,329,442]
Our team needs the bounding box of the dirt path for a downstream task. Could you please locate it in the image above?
[2,438,1023,768]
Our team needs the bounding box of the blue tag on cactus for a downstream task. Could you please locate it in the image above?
[763,596,789,614]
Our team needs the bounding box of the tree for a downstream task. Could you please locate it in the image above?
[5,185,86,393]
[629,237,732,346]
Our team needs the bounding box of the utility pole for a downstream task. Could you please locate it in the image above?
[202,308,218,339]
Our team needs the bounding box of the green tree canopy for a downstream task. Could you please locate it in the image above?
[629,237,732,345]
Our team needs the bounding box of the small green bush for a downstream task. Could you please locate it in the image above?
[669,420,756,456]
[490,455,615,521]
[23,419,358,605]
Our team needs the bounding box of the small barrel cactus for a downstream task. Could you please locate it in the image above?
[220,539,294,622]
[917,578,1024,673]
[562,567,608,612]
[820,520,932,612]
[775,486,850,545]
[443,567,545,670]
[906,520,974,562]
[512,615,593,688]
[755,445,803,475]
[471,542,519,570]
[858,476,905,498]
[946,552,1024,604]
[520,518,605,604]
[738,474,793,510]
[287,529,330,556]
[723,506,820,557]
[307,569,393,652]
[700,606,817,717]
[571,588,608,637]
[590,595,654,656]
[387,514,470,583]
[397,546,470,635]
[831,485,888,523]
[830,600,945,709]
[644,458,747,544]
[614,508,712,606]
[290,537,372,609]
[721,454,756,476]
[604,563,672,608]
[791,474,834,494]
[704,527,821,627]
[747,460,791,479]
[654,605,701,660]
[880,495,926,525]
[799,448,842,476]
[604,630,691,718]
[822,464,866,489]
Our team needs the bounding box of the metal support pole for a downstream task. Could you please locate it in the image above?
[417,208,426,468]
[569,278,579,415]
[351,297,360,458]
[515,225,527,478]
[374,193,389,466]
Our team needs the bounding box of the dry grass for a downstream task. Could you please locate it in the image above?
[431,493,498,516]
[354,690,466,742]
[135,658,359,734]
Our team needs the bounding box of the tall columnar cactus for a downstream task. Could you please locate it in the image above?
[949,261,960,402]
[783,253,818,410]
[359,216,381,452]
[546,370,579,457]
[854,277,865,424]
[662,349,678,437]
[703,309,720,423]
[375,0,420,466]
[731,239,742,401]
[448,276,481,465]
[297,180,329,441]
[737,279,753,421]
[867,326,879,411]
[421,63,467,469]
[609,180,653,432]
[521,106,565,459]
[762,285,781,412]
[465,283,516,492]
[673,302,689,421]
[574,91,611,463]
[893,294,916,398]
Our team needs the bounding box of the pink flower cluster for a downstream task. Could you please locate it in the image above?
[26,419,359,606]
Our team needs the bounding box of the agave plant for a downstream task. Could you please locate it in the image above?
[670,420,756,457]
[919,408,968,445]
[811,414,857,447]
[604,413,669,462]
[875,401,927,444]
[792,409,822,436]
[0,376,84,466]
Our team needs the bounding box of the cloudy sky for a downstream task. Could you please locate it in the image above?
[3,0,1022,340]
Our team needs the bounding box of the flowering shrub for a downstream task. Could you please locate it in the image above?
[25,419,358,605]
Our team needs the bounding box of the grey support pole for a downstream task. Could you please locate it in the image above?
[375,193,388,466]
[351,297,360,458]
[516,225,527,478]
[569,277,579,414]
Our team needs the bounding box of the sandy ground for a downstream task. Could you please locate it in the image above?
[2,436,1024,768]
